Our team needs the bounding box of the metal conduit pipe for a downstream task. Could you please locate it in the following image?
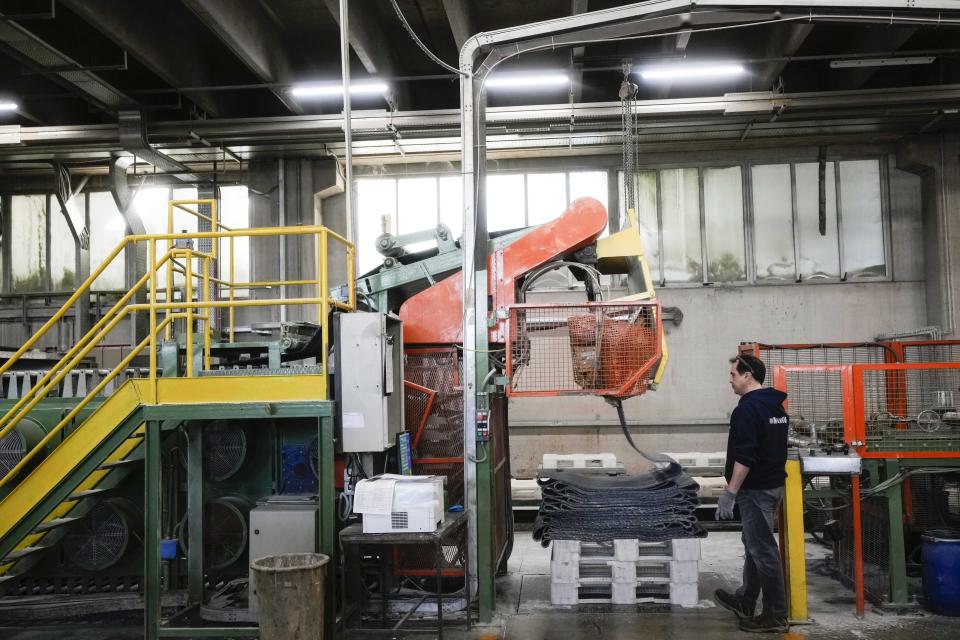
[457,0,960,618]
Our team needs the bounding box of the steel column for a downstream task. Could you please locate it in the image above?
[883,459,908,604]
[340,0,356,247]
[318,415,336,640]
[852,473,865,618]
[144,420,162,640]
[186,422,204,608]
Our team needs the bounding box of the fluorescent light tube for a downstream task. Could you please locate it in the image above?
[640,64,745,81]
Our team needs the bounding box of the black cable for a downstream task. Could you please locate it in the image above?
[387,0,464,76]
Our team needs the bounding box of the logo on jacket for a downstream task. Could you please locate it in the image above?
[769,416,788,424]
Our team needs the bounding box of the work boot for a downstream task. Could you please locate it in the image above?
[714,589,754,618]
[738,614,790,633]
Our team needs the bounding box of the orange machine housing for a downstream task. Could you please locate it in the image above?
[399,197,608,344]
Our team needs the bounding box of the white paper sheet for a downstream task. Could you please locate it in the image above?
[353,478,396,515]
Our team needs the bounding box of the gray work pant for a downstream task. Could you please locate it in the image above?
[735,486,787,619]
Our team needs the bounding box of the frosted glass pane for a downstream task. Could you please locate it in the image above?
[50,197,80,290]
[11,195,47,292]
[397,178,438,253]
[172,187,200,234]
[839,160,886,278]
[796,162,840,280]
[357,179,396,274]
[752,165,795,281]
[438,176,462,240]
[570,171,609,237]
[486,174,525,232]
[526,173,567,225]
[136,187,172,235]
[660,168,702,283]
[703,167,746,282]
[618,170,660,281]
[88,192,126,290]
[220,186,250,285]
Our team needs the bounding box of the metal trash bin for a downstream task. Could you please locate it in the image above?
[251,553,329,639]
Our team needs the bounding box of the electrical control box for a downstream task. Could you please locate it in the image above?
[248,498,317,614]
[334,312,404,452]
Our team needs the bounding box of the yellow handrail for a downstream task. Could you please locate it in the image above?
[0,314,181,490]
[0,205,355,483]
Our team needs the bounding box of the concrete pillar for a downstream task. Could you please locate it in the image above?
[244,158,347,328]
[896,132,960,335]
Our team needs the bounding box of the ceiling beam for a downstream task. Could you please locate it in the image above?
[322,0,404,110]
[440,0,475,52]
[828,27,918,90]
[569,0,588,104]
[651,28,692,99]
[753,24,814,91]
[60,0,237,118]
[0,13,135,112]
[180,0,304,114]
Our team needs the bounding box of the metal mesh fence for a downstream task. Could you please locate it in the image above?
[837,492,891,604]
[902,342,960,364]
[909,472,960,531]
[860,367,960,454]
[508,303,660,397]
[783,368,847,448]
[751,343,888,387]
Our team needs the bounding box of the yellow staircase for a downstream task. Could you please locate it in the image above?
[0,201,355,582]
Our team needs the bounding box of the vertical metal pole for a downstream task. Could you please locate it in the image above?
[782,457,808,622]
[340,0,356,247]
[318,415,335,640]
[186,422,204,608]
[884,459,908,604]
[278,159,287,323]
[148,239,157,400]
[144,419,161,640]
[852,473,865,618]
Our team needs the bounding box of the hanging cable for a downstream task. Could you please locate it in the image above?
[388,0,466,76]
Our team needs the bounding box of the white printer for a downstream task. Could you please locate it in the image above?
[353,474,445,533]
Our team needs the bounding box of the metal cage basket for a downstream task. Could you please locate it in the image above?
[506,301,662,398]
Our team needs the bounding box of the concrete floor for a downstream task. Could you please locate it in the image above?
[2,531,960,639]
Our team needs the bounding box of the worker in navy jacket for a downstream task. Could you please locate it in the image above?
[714,354,790,634]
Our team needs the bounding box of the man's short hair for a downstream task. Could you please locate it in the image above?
[730,354,766,384]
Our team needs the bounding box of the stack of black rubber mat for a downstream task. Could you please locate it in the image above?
[533,463,705,546]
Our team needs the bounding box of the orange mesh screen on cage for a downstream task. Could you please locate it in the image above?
[506,301,662,398]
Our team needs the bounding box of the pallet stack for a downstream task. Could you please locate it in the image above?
[551,538,701,606]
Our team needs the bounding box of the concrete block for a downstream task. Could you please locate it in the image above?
[670,582,699,608]
[613,539,639,561]
[511,478,542,502]
[550,558,580,583]
[611,581,637,604]
[638,541,671,557]
[550,581,579,605]
[552,540,580,556]
[609,560,637,583]
[670,538,701,562]
[670,560,700,584]
[542,452,618,470]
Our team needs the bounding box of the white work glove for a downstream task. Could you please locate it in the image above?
[716,489,737,520]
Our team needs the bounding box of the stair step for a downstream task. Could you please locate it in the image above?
[2,546,49,562]
[97,458,140,470]
[66,488,109,501]
[32,517,80,533]
[127,432,145,440]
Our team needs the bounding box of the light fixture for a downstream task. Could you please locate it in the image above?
[0,101,18,111]
[485,72,569,89]
[639,63,745,82]
[290,81,388,98]
[830,56,935,69]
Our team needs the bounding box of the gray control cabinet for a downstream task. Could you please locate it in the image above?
[334,312,403,452]
[248,501,317,614]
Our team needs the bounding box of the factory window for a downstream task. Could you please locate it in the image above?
[660,168,703,283]
[703,167,747,282]
[50,197,80,290]
[219,186,251,287]
[620,157,887,286]
[355,171,610,275]
[751,164,796,281]
[10,195,47,292]
[88,192,127,290]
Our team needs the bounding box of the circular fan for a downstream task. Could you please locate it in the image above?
[0,430,26,476]
[179,422,247,481]
[178,496,250,570]
[0,419,46,475]
[63,500,136,572]
[204,423,247,481]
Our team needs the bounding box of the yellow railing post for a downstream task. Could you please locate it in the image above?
[321,231,329,398]
[203,254,211,370]
[783,457,809,622]
[229,236,235,343]
[185,251,194,378]
[149,239,158,401]
[165,202,174,340]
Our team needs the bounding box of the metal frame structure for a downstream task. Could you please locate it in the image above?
[459,1,960,619]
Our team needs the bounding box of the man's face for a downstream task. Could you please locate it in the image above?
[730,363,752,396]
